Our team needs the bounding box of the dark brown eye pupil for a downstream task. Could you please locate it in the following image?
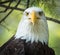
[26,12,29,16]
[39,12,43,15]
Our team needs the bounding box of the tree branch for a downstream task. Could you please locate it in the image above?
[46,17,60,24]
[26,0,30,8]
[0,0,11,4]
[0,0,22,24]
[0,4,25,11]
[0,0,13,13]
[0,24,10,31]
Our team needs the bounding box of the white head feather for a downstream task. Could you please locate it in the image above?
[15,7,49,44]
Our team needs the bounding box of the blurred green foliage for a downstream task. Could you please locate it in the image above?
[0,9,23,46]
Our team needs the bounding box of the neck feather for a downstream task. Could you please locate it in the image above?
[15,19,49,44]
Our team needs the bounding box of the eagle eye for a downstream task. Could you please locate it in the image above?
[25,12,29,16]
[38,11,43,16]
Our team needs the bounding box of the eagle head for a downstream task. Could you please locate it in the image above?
[15,7,49,44]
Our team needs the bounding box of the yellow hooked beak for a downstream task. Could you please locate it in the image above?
[30,11,37,25]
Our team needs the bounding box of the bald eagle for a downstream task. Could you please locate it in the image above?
[0,7,55,55]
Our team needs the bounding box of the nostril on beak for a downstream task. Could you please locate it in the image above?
[29,18,31,19]
[37,18,40,19]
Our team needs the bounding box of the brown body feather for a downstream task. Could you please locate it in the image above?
[0,37,55,55]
